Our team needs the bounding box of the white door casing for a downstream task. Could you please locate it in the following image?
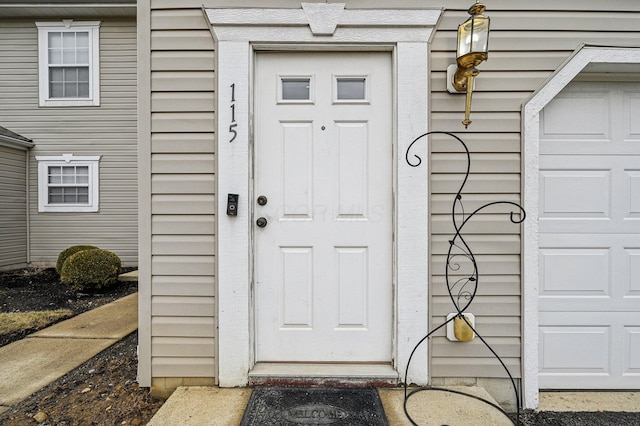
[207,4,440,386]
[523,45,640,409]
[537,81,640,389]
[254,52,393,362]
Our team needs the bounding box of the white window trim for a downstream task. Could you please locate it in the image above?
[36,153,101,212]
[205,3,440,388]
[36,20,101,107]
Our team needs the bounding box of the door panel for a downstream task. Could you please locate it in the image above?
[538,81,640,388]
[254,52,392,362]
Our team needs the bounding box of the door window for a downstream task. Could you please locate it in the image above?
[334,76,368,103]
[279,76,313,103]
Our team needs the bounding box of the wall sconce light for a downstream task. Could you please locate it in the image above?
[446,1,490,128]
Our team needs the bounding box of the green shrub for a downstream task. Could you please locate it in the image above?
[56,245,98,273]
[60,248,122,291]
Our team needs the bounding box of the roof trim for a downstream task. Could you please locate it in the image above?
[0,126,34,151]
[0,3,135,18]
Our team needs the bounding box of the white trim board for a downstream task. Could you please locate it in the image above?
[522,45,640,410]
[206,3,442,387]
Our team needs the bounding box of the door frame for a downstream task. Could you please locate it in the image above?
[206,4,442,387]
[522,45,640,409]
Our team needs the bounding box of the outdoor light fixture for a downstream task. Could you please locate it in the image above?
[446,0,490,128]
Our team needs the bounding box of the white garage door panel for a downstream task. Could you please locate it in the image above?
[539,234,640,312]
[539,155,640,232]
[541,89,611,141]
[627,170,640,218]
[540,82,640,155]
[540,170,610,218]
[539,247,610,296]
[539,312,640,388]
[539,326,610,373]
[539,81,640,389]
[624,327,640,374]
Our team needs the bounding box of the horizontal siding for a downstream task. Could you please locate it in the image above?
[152,235,216,256]
[152,357,215,377]
[432,275,521,297]
[152,51,215,71]
[0,146,28,269]
[153,316,216,336]
[148,0,219,381]
[431,357,520,379]
[152,215,216,235]
[152,275,216,296]
[152,255,215,276]
[151,133,215,153]
[152,336,215,357]
[152,154,215,173]
[152,194,216,214]
[0,19,138,266]
[152,295,215,317]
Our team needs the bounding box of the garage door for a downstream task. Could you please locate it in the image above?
[538,81,640,389]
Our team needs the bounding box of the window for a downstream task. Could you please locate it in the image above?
[36,21,101,107]
[333,75,369,103]
[36,154,100,212]
[278,75,314,103]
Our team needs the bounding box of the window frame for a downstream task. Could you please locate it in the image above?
[36,21,101,107]
[36,154,101,212]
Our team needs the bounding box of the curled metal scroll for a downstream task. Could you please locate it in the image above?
[403,131,526,426]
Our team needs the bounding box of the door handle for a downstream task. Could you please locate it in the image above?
[256,217,268,228]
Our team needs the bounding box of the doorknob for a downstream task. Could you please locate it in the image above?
[256,217,268,228]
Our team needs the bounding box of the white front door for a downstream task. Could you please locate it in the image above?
[254,52,393,363]
[538,81,640,388]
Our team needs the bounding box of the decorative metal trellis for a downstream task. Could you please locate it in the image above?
[403,131,526,426]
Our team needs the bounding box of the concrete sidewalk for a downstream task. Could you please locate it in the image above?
[149,386,517,425]
[149,386,640,425]
[0,292,138,417]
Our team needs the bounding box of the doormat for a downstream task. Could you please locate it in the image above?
[240,387,388,426]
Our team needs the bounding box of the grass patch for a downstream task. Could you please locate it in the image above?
[0,309,74,335]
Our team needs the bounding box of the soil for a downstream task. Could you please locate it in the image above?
[0,267,164,425]
[1,267,639,425]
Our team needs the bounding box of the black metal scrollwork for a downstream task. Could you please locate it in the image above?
[403,131,526,426]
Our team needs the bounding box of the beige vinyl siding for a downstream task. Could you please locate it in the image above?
[0,19,137,266]
[148,3,217,379]
[428,4,640,379]
[0,146,28,270]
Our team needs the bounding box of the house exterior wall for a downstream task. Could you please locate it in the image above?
[0,145,29,270]
[0,18,138,266]
[429,2,640,383]
[138,0,640,397]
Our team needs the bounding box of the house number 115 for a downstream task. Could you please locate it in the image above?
[229,83,237,143]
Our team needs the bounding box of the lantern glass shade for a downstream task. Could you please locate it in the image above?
[456,14,490,66]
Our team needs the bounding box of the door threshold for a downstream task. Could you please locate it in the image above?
[248,362,399,387]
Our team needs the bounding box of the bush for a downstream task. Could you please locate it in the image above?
[56,245,98,273]
[60,248,122,291]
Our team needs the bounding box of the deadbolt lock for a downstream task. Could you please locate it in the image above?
[257,195,268,206]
